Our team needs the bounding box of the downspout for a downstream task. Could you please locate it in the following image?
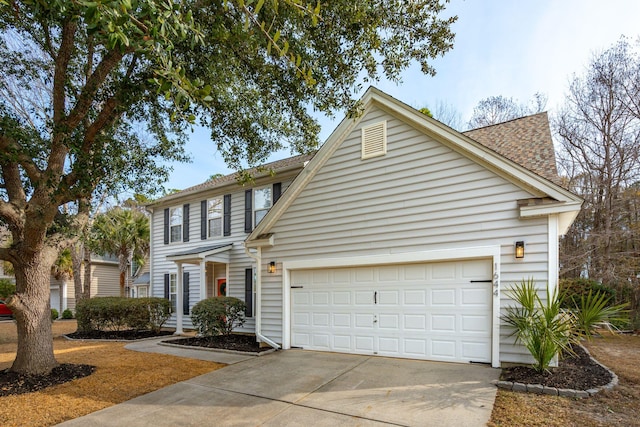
[244,245,281,349]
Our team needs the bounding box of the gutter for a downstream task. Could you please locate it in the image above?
[243,245,281,350]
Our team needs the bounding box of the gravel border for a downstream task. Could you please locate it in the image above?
[492,344,618,398]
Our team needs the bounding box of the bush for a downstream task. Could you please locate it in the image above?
[504,278,631,373]
[0,278,15,299]
[502,279,575,373]
[559,278,616,309]
[62,309,73,319]
[142,297,172,333]
[191,297,246,337]
[51,308,59,321]
[76,297,171,333]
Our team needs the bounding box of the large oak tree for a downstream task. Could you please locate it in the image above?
[0,0,456,374]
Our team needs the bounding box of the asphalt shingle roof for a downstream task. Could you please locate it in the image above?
[463,112,560,184]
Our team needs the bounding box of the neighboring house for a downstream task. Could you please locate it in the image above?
[130,260,150,298]
[147,87,582,367]
[50,253,121,314]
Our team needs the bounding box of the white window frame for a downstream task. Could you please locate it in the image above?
[169,273,177,312]
[138,286,148,298]
[254,186,272,226]
[169,206,183,243]
[207,198,223,238]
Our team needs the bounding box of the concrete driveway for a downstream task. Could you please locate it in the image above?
[59,350,499,426]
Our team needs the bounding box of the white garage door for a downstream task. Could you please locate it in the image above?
[291,259,493,363]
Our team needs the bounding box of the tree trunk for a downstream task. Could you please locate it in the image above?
[8,251,59,375]
[83,249,92,300]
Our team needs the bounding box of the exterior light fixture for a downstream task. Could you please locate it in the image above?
[268,261,276,274]
[515,241,525,259]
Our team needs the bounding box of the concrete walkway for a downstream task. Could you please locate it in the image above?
[58,339,499,427]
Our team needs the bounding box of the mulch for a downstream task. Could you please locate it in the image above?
[500,344,613,389]
[0,364,95,397]
[163,334,273,353]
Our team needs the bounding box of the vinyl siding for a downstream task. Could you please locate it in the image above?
[149,176,296,331]
[92,263,121,297]
[261,105,551,364]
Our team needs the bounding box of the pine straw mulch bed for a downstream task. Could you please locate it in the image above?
[489,333,640,427]
[0,321,223,427]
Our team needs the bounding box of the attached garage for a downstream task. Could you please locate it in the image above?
[289,259,493,364]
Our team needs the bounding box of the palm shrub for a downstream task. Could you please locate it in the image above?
[572,290,628,338]
[191,297,246,338]
[502,279,576,373]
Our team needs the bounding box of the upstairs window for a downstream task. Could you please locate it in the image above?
[207,198,223,238]
[169,207,183,243]
[254,186,272,226]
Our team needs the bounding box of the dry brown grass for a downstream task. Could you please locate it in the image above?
[489,334,640,427]
[0,320,223,427]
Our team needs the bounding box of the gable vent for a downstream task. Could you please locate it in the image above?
[361,120,387,159]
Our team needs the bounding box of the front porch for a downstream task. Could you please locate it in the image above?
[166,243,232,334]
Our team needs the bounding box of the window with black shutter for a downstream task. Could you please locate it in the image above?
[244,190,252,233]
[223,194,231,236]
[183,272,190,315]
[245,268,253,317]
[183,203,190,242]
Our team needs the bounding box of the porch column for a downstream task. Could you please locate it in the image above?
[175,262,184,335]
[200,260,207,301]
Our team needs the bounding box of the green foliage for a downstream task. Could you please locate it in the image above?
[504,278,632,373]
[143,297,172,333]
[0,279,15,298]
[51,308,59,322]
[76,297,169,333]
[502,279,576,373]
[191,297,246,337]
[62,309,74,319]
[572,290,629,337]
[559,278,616,309]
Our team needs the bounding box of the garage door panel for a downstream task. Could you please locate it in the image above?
[462,288,490,305]
[378,314,399,329]
[403,289,426,304]
[291,260,492,363]
[431,289,455,305]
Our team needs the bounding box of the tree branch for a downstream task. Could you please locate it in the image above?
[63,48,126,131]
[52,18,77,126]
[0,135,42,184]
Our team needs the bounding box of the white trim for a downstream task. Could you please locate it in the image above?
[282,245,502,368]
[548,215,559,295]
[169,205,183,244]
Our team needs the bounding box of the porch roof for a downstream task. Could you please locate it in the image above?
[166,243,233,264]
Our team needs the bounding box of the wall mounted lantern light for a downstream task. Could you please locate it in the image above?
[267,261,276,274]
[515,241,525,259]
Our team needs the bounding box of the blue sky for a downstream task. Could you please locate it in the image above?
[160,0,640,192]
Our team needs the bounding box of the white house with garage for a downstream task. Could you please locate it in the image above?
[146,87,582,368]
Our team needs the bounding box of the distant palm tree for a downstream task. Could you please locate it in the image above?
[90,208,150,297]
[51,248,73,281]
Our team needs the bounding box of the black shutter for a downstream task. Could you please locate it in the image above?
[200,200,207,240]
[163,209,169,244]
[244,190,252,233]
[183,272,190,315]
[223,194,231,236]
[273,182,282,204]
[245,268,253,317]
[183,203,190,242]
[164,273,170,299]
